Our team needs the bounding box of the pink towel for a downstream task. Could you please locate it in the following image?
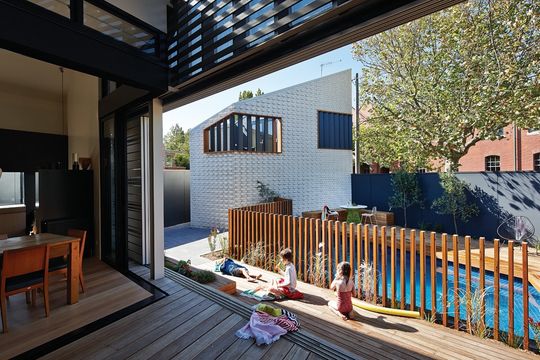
[235,312,287,345]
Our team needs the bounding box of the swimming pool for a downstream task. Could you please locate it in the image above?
[348,246,540,340]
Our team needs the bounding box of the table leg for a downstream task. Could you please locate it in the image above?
[67,241,80,304]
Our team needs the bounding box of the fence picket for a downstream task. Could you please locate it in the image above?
[523,242,529,350]
[410,229,416,311]
[453,234,459,330]
[442,233,448,327]
[430,232,437,317]
[312,219,318,284]
[391,227,396,308]
[494,239,500,341]
[327,221,333,286]
[420,231,426,318]
[465,236,472,333]
[357,224,362,299]
[400,228,406,310]
[342,222,347,265]
[479,237,485,330]
[304,218,309,282]
[335,221,340,272]
[508,240,514,345]
[293,216,297,267]
[381,226,387,307]
[373,225,378,304]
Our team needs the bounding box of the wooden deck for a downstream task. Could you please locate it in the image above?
[0,258,152,359]
[205,262,539,360]
[43,264,353,360]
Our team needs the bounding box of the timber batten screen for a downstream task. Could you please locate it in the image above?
[204,113,282,153]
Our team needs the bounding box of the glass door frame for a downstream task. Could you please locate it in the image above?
[99,102,150,272]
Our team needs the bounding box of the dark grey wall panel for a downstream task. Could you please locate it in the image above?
[164,169,190,227]
[318,111,352,149]
[351,172,540,239]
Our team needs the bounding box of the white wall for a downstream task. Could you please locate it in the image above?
[0,50,64,135]
[190,70,353,229]
[65,70,101,255]
[106,0,169,32]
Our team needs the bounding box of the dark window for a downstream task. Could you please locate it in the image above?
[534,153,540,171]
[318,111,353,150]
[485,155,500,172]
[204,113,281,154]
[359,163,370,174]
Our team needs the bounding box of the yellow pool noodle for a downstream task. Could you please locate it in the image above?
[353,301,421,318]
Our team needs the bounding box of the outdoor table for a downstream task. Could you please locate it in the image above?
[0,233,80,304]
[339,204,367,223]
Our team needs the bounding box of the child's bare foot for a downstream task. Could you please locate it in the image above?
[348,311,355,320]
[340,314,348,321]
[256,274,262,280]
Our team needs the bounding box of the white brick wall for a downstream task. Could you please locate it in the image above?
[190,70,353,229]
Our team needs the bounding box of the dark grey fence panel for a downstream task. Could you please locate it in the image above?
[351,172,540,239]
[164,169,190,227]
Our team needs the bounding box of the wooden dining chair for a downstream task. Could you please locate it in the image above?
[49,229,87,293]
[0,234,8,240]
[1,244,50,333]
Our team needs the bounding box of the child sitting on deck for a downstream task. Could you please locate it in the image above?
[328,261,356,320]
[219,258,262,282]
[268,248,303,299]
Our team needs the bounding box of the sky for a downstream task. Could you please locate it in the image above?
[163,43,360,133]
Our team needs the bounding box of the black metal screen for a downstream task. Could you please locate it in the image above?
[167,0,339,86]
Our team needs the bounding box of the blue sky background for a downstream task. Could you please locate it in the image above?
[163,43,360,133]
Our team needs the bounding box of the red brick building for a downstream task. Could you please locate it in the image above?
[459,124,540,172]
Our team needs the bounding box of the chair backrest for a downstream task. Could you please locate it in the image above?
[1,245,49,278]
[0,234,7,240]
[372,206,377,214]
[67,229,87,260]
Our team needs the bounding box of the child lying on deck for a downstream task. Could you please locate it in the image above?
[219,258,262,282]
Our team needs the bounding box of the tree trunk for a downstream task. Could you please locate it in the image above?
[453,213,458,235]
[404,206,408,228]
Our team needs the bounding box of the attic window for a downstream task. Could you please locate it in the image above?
[204,113,281,154]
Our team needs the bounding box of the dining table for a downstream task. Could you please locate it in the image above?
[0,233,80,304]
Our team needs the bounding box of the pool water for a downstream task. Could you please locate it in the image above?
[346,246,540,340]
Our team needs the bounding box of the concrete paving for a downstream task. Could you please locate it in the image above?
[164,224,228,266]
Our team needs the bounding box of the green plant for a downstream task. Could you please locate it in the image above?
[190,270,216,284]
[360,261,376,302]
[242,242,267,267]
[459,287,491,339]
[433,224,444,233]
[256,181,279,203]
[388,171,423,228]
[418,221,432,231]
[529,317,540,347]
[219,235,229,257]
[208,227,219,253]
[432,173,479,234]
[309,252,327,288]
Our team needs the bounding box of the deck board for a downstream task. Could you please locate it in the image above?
[0,258,152,359]
[215,262,539,360]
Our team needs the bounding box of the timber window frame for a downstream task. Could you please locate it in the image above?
[204,113,282,154]
[485,155,501,172]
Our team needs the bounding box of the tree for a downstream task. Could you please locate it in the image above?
[432,173,479,234]
[163,124,190,169]
[352,0,539,171]
[239,88,264,100]
[388,171,423,228]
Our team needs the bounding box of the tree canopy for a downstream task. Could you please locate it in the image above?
[163,124,190,169]
[352,0,539,171]
[239,88,264,100]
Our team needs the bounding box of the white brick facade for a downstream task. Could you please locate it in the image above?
[190,70,353,229]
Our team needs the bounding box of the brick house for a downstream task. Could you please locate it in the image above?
[459,124,540,172]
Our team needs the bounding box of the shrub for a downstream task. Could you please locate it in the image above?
[432,173,479,234]
[256,181,280,203]
[388,171,423,228]
[190,270,216,284]
[309,252,327,288]
[208,227,219,253]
